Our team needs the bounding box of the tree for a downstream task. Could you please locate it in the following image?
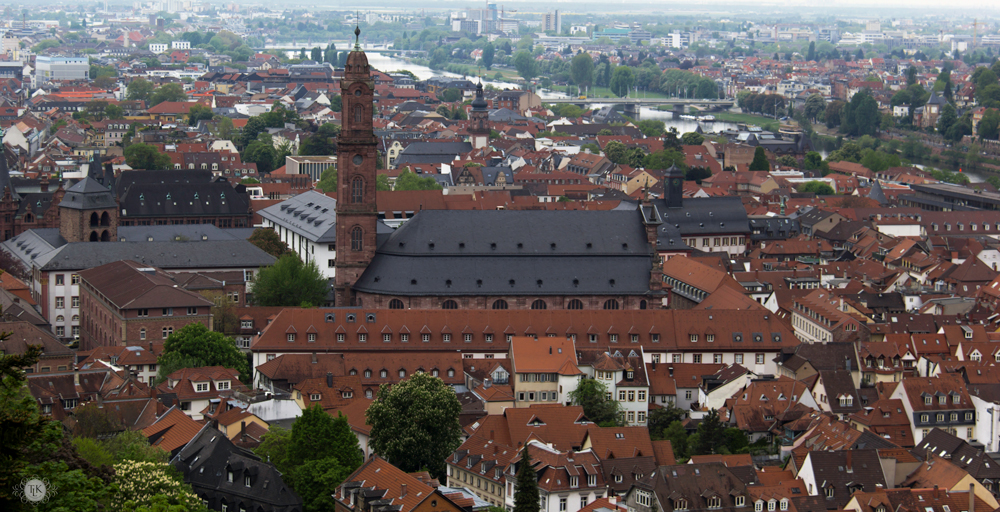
[248,228,291,258]
[157,323,249,383]
[148,83,187,107]
[803,93,826,122]
[243,134,278,175]
[124,143,172,170]
[512,50,539,81]
[979,109,1000,140]
[250,254,328,308]
[749,147,770,171]
[111,460,203,512]
[798,181,836,195]
[299,124,340,156]
[211,116,237,142]
[806,41,816,61]
[663,421,689,460]
[568,378,622,426]
[293,458,354,512]
[681,132,705,145]
[635,120,665,137]
[127,78,156,102]
[394,170,442,191]
[803,151,824,171]
[825,100,845,128]
[841,89,879,136]
[105,104,124,120]
[604,141,628,164]
[366,371,462,481]
[686,167,712,184]
[288,407,362,470]
[647,404,686,440]
[187,104,213,126]
[609,66,635,98]
[513,446,540,512]
[310,47,322,62]
[694,409,725,455]
[439,88,462,103]
[570,53,594,89]
[482,43,495,70]
[938,103,958,137]
[254,425,292,476]
[315,165,337,192]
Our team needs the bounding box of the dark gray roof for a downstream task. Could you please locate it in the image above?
[172,424,301,512]
[59,177,117,210]
[1,227,275,271]
[353,209,658,296]
[394,142,473,167]
[647,196,750,238]
[115,170,251,220]
[868,179,888,205]
[749,217,800,241]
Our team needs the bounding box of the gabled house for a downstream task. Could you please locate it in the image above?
[173,424,301,512]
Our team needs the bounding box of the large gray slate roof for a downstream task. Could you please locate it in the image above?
[2,227,275,271]
[646,196,750,238]
[353,209,657,296]
[258,190,338,243]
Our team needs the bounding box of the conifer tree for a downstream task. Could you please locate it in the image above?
[513,446,540,512]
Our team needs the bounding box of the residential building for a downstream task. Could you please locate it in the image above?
[889,374,976,445]
[336,457,466,512]
[156,366,250,420]
[509,336,582,407]
[78,260,213,349]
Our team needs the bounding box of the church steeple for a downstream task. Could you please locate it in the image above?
[469,79,490,149]
[334,27,379,307]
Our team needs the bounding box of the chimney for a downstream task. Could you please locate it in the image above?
[241,421,246,439]
[970,483,975,512]
[490,429,495,441]
[401,484,407,498]
[934,485,939,498]
[326,372,333,388]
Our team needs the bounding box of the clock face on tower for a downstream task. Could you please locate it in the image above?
[673,178,681,186]
[353,155,363,165]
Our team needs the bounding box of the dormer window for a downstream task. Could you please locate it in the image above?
[735,497,745,507]
[570,476,578,488]
[924,396,932,405]
[780,500,788,511]
[343,391,353,399]
[310,393,321,401]
[952,394,960,404]
[939,395,946,405]
[588,474,596,486]
[708,497,721,509]
[768,500,776,511]
[825,487,834,498]
[675,499,688,511]
[755,501,764,512]
[245,474,251,487]
[195,382,209,392]
[217,380,230,391]
[227,470,233,483]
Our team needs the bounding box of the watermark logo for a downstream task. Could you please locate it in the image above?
[13,477,55,506]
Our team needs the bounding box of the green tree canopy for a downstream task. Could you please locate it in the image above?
[124,143,172,170]
[315,165,337,192]
[979,109,1000,140]
[243,133,278,175]
[157,323,249,383]
[512,50,539,81]
[299,124,341,156]
[609,66,636,98]
[394,169,443,191]
[568,378,622,426]
[604,141,628,164]
[248,228,291,258]
[648,404,687,441]
[570,52,594,88]
[681,132,705,145]
[482,43,495,70]
[250,254,328,307]
[635,120,665,137]
[798,181,836,195]
[366,371,462,481]
[694,409,725,455]
[187,103,214,126]
[749,146,770,171]
[148,83,187,107]
[513,446,540,512]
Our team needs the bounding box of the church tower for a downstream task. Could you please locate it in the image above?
[334,27,379,307]
[469,81,490,149]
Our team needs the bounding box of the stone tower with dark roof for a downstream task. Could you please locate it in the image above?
[59,174,118,243]
[334,26,379,307]
[469,81,490,149]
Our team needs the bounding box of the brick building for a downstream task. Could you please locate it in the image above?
[78,260,213,349]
